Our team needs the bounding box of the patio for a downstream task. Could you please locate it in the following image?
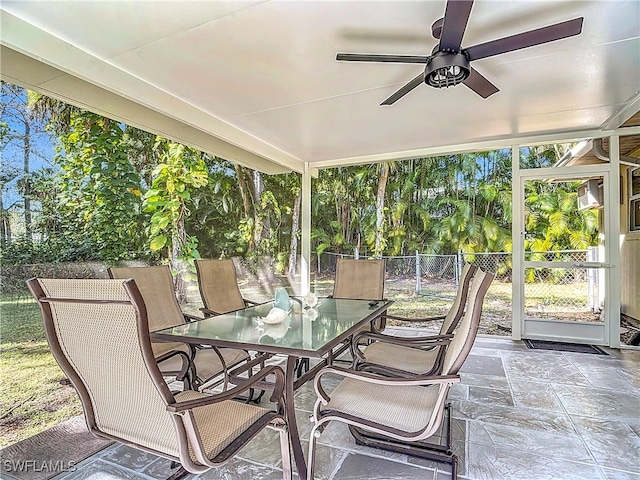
[21,329,639,480]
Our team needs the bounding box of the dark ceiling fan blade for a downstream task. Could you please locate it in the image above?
[438,0,474,52]
[381,73,425,105]
[336,53,430,64]
[463,67,499,98]
[465,17,584,61]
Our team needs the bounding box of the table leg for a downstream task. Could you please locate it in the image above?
[285,355,307,480]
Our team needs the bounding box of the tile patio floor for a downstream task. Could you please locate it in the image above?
[48,331,640,480]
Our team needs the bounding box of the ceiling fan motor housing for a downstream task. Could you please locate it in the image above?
[424,52,470,88]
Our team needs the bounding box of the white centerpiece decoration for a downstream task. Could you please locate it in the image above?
[304,292,319,308]
[302,308,319,322]
[257,307,289,325]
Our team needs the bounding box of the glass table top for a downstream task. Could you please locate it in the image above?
[152,297,392,357]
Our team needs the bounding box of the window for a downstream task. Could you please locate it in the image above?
[630,168,640,232]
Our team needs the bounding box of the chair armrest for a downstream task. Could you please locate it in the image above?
[200,300,266,317]
[382,313,446,323]
[314,365,460,404]
[155,349,191,364]
[353,331,453,348]
[183,313,204,323]
[167,365,285,413]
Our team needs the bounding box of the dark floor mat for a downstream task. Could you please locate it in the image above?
[0,416,113,480]
[523,339,608,355]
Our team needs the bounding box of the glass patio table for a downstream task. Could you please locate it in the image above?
[152,297,392,480]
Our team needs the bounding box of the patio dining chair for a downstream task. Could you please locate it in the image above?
[195,258,260,317]
[109,265,252,391]
[332,257,386,301]
[383,262,477,334]
[351,262,478,375]
[27,277,291,480]
[305,257,387,375]
[194,258,272,399]
[332,257,387,331]
[307,269,495,480]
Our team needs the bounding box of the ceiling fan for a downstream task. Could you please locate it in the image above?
[336,0,584,105]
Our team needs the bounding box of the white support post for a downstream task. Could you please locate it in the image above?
[301,162,312,295]
[511,145,523,340]
[606,135,621,348]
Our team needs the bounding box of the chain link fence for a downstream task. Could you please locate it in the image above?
[317,249,601,331]
[3,251,601,335]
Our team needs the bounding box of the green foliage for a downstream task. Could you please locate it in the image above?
[2,83,600,270]
[312,165,378,255]
[55,111,145,262]
[143,138,208,281]
[313,150,515,256]
[188,158,248,258]
[310,146,597,258]
[0,235,94,266]
[524,180,599,254]
[0,120,9,142]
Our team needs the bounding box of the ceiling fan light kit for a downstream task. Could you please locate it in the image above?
[336,0,584,105]
[424,52,470,89]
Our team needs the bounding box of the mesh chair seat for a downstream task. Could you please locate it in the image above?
[332,258,386,301]
[153,341,190,359]
[193,348,251,384]
[360,342,439,375]
[156,347,250,386]
[175,390,270,461]
[325,377,441,434]
[332,258,387,336]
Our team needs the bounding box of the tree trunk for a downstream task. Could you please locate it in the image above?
[288,186,301,276]
[0,191,8,243]
[374,162,389,256]
[234,164,252,218]
[341,202,349,247]
[169,205,188,303]
[235,164,263,252]
[23,121,32,242]
[252,170,266,252]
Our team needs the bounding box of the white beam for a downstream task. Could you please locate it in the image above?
[313,130,615,170]
[511,146,523,340]
[313,126,640,171]
[606,135,621,348]
[0,38,305,174]
[301,163,312,295]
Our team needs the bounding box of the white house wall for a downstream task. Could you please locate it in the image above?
[621,166,640,321]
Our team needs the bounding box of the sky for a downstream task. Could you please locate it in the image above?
[1,87,58,209]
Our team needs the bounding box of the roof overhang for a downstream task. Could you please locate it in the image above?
[2,1,640,174]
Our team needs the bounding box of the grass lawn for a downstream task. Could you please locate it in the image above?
[0,295,81,448]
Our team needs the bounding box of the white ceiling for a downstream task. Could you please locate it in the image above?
[1,0,639,174]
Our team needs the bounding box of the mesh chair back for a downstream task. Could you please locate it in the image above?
[109,265,188,357]
[28,278,180,458]
[441,269,494,375]
[195,259,246,314]
[109,266,183,329]
[332,258,385,300]
[439,263,477,335]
